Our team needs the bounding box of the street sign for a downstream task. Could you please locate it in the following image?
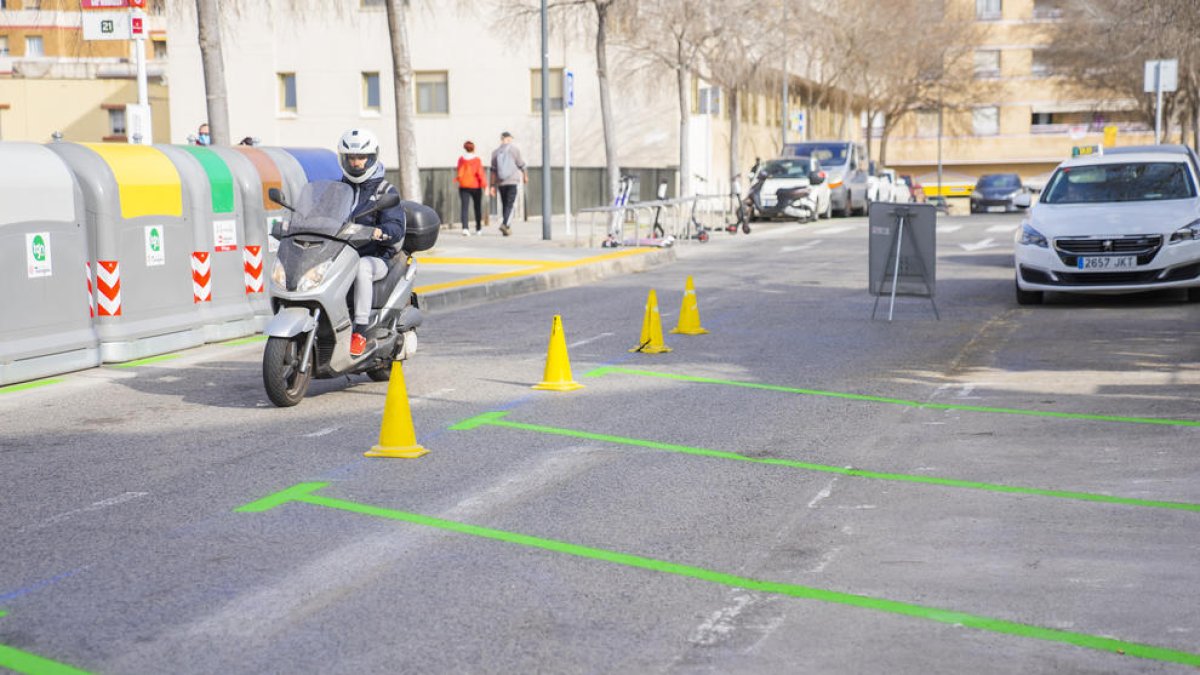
[1103,125,1118,147]
[792,110,806,135]
[81,0,129,8]
[869,203,938,320]
[82,12,131,40]
[131,10,145,38]
[1144,59,1178,93]
[564,70,574,109]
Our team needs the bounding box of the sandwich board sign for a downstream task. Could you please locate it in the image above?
[82,12,131,40]
[868,202,938,320]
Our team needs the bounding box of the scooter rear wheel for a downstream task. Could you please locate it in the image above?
[263,335,313,407]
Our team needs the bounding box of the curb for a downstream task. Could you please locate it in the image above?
[418,247,677,312]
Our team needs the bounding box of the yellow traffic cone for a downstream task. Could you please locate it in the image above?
[364,361,429,458]
[533,315,584,391]
[670,275,709,335]
[630,289,672,354]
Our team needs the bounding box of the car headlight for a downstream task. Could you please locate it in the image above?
[296,260,333,292]
[1018,223,1048,248]
[1169,218,1200,244]
[271,259,286,288]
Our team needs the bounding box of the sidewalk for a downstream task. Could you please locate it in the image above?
[413,213,677,311]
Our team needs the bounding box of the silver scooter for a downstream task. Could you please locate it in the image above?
[262,180,439,407]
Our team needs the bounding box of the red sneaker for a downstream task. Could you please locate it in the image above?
[350,332,367,356]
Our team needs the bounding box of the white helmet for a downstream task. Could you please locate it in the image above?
[337,128,380,184]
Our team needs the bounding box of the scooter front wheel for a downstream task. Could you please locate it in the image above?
[263,335,313,407]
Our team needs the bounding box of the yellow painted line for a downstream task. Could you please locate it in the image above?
[82,143,183,220]
[415,257,551,266]
[414,248,660,295]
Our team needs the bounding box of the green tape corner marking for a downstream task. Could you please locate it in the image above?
[0,378,62,395]
[455,413,1200,513]
[0,613,92,675]
[235,482,329,512]
[109,353,182,369]
[222,335,268,347]
[592,367,1200,428]
[241,483,1200,668]
[448,411,511,431]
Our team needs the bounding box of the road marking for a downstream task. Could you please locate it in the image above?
[19,492,149,534]
[0,640,91,675]
[302,427,339,438]
[987,225,1016,233]
[415,248,661,295]
[109,353,182,368]
[222,335,268,347]
[781,240,824,252]
[569,332,615,348]
[0,378,62,395]
[585,366,1200,428]
[936,225,962,233]
[808,478,838,508]
[813,226,853,235]
[959,237,998,251]
[238,483,1200,668]
[448,412,1200,513]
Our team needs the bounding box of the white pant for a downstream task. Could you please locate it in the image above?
[354,256,388,325]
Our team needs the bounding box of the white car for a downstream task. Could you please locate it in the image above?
[1013,145,1200,305]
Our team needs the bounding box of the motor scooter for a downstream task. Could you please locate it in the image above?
[776,184,819,223]
[263,180,439,407]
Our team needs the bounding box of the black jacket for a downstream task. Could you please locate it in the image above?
[344,165,406,259]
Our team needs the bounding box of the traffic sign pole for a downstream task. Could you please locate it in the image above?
[564,70,573,236]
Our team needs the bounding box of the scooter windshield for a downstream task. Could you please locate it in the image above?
[286,180,355,237]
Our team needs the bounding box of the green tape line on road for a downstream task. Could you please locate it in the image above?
[0,378,62,395]
[109,354,182,369]
[238,482,1200,668]
[584,366,1200,428]
[222,335,268,347]
[0,613,91,675]
[449,412,1200,513]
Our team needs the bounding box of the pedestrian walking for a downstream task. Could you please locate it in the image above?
[194,123,211,146]
[455,140,487,236]
[488,131,527,236]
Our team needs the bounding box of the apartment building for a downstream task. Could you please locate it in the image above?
[0,0,169,143]
[882,0,1155,190]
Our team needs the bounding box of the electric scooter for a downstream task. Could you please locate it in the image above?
[262,180,439,407]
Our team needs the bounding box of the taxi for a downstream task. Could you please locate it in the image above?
[1013,145,1200,305]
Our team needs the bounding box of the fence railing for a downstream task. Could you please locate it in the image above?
[576,194,730,247]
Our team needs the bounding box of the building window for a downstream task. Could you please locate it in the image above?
[152,39,167,60]
[973,106,1000,135]
[360,0,384,6]
[1032,0,1064,19]
[25,36,44,57]
[415,71,448,115]
[529,68,564,113]
[976,0,1001,20]
[974,49,1000,78]
[697,86,721,115]
[278,72,297,113]
[0,36,8,57]
[1030,49,1052,77]
[362,72,381,112]
[109,108,127,136]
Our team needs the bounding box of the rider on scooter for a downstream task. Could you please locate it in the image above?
[337,128,407,356]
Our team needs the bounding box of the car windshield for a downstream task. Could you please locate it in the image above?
[1042,162,1196,204]
[977,174,1021,189]
[786,143,848,165]
[762,158,813,178]
[287,180,355,236]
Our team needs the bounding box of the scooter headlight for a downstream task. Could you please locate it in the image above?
[271,259,287,288]
[1169,218,1200,244]
[296,260,333,292]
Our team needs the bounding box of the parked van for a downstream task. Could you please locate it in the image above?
[782,140,868,217]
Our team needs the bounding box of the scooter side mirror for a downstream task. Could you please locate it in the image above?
[268,188,294,212]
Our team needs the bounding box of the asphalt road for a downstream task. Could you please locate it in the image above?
[3,212,1199,674]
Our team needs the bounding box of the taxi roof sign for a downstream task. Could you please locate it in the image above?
[1071,145,1102,158]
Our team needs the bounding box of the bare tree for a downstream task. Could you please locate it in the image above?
[194,0,230,145]
[385,0,422,200]
[620,0,716,198]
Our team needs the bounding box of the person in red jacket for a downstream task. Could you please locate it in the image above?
[455,140,487,235]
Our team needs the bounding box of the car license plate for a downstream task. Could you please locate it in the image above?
[1077,256,1137,270]
[986,205,1006,213]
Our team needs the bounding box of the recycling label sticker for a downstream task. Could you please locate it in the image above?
[26,232,52,278]
[214,219,238,252]
[267,216,284,252]
[145,225,165,266]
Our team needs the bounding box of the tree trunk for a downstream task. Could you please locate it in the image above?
[595,2,620,208]
[729,88,740,192]
[677,63,691,198]
[195,0,229,146]
[386,0,422,200]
